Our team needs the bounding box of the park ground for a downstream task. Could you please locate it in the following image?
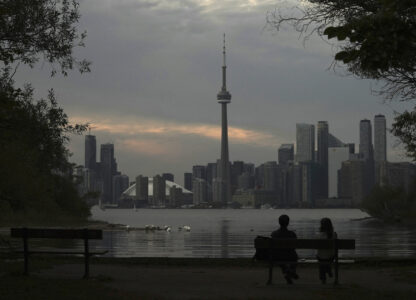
[1,257,416,299]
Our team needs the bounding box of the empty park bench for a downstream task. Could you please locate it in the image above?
[11,228,107,278]
[254,235,355,285]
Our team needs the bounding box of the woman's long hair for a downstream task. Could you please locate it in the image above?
[320,218,334,238]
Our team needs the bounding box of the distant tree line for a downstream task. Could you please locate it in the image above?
[0,0,91,224]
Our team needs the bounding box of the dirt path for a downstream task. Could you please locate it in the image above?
[36,263,416,299]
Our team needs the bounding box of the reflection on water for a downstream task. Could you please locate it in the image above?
[2,208,415,258]
[88,207,416,258]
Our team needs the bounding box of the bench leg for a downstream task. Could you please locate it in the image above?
[334,260,339,285]
[83,235,89,279]
[267,261,273,285]
[23,233,28,276]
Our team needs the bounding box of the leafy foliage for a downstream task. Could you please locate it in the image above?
[362,185,416,221]
[0,0,90,76]
[268,0,416,100]
[0,79,90,222]
[0,1,91,224]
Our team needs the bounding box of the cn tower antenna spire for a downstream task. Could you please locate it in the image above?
[223,33,226,67]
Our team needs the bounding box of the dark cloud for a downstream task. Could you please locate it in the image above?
[14,0,412,184]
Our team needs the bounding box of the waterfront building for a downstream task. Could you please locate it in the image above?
[296,123,315,162]
[328,147,350,198]
[193,178,207,205]
[374,114,387,162]
[206,162,218,185]
[100,143,117,204]
[85,135,97,170]
[113,174,129,204]
[135,175,149,205]
[264,161,278,192]
[216,34,232,205]
[192,165,206,181]
[317,121,329,198]
[184,173,193,191]
[237,172,255,190]
[169,185,183,207]
[338,160,370,206]
[359,119,373,161]
[162,173,174,182]
[152,175,166,207]
[278,144,294,166]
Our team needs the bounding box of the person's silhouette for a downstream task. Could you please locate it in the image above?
[317,217,337,284]
[271,214,299,284]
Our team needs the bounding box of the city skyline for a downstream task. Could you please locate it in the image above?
[11,0,413,185]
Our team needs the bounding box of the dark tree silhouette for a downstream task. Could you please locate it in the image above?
[0,1,90,224]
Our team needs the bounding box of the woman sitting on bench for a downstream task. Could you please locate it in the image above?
[317,218,337,284]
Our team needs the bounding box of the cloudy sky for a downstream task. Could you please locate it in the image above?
[14,0,413,185]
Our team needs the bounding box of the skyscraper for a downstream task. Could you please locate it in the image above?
[317,121,329,198]
[359,119,373,161]
[85,135,96,170]
[162,173,174,182]
[153,175,166,207]
[296,123,315,162]
[278,144,294,166]
[184,173,193,191]
[374,114,387,162]
[100,143,117,203]
[216,34,232,205]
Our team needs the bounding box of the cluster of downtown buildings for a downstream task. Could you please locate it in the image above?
[75,40,415,209]
[76,115,415,209]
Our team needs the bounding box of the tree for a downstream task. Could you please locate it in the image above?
[362,185,416,221]
[0,0,90,76]
[268,0,416,157]
[0,1,90,224]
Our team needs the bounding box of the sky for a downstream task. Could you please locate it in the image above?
[14,0,413,185]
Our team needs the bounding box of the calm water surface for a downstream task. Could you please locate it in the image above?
[88,207,416,258]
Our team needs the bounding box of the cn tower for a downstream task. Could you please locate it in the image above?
[217,34,232,205]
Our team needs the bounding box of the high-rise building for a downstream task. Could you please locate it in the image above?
[85,135,97,170]
[162,173,174,182]
[359,119,373,161]
[278,144,294,166]
[338,160,368,206]
[184,173,193,191]
[206,163,218,185]
[328,147,350,198]
[135,175,149,204]
[296,123,315,162]
[216,34,232,206]
[317,121,329,198]
[152,175,166,207]
[193,178,207,205]
[100,143,117,203]
[113,174,129,204]
[169,185,183,207]
[374,114,387,162]
[192,165,206,181]
[264,161,278,192]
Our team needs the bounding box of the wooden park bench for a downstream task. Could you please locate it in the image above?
[254,235,355,285]
[11,228,107,278]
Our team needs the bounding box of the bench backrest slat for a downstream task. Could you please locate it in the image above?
[10,228,103,240]
[255,237,355,250]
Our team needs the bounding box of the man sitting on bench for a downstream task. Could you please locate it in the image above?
[271,214,299,284]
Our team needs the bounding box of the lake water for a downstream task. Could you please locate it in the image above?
[86,207,416,258]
